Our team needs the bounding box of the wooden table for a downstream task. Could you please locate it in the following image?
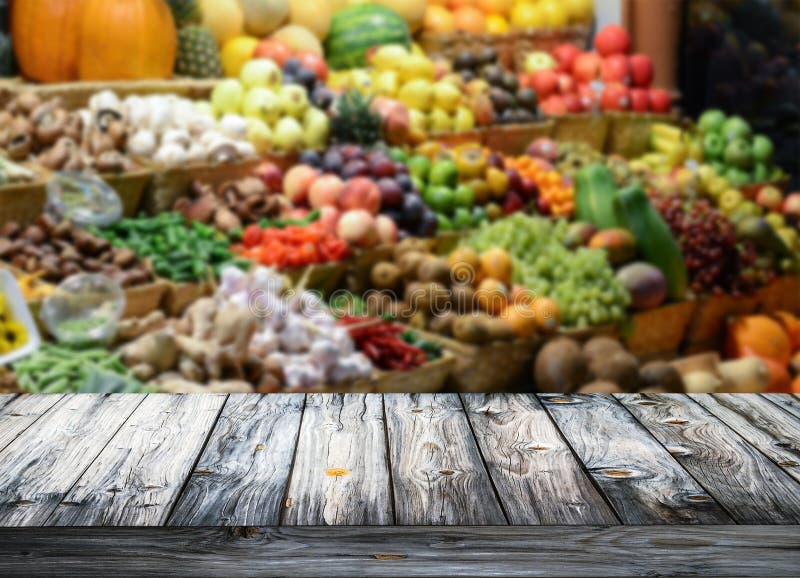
[0,393,798,577]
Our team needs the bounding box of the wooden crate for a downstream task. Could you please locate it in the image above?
[683,293,761,355]
[757,274,800,314]
[375,353,456,394]
[552,114,611,151]
[604,112,681,158]
[161,280,214,317]
[624,300,697,360]
[0,179,48,226]
[102,168,153,218]
[344,244,394,294]
[483,121,556,156]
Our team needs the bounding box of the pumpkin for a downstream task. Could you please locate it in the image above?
[773,311,800,350]
[11,0,85,82]
[762,357,792,394]
[78,0,177,81]
[725,315,793,366]
[791,375,800,395]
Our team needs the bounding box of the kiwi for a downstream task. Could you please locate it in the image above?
[451,283,476,314]
[429,311,457,337]
[453,315,490,345]
[576,381,624,394]
[408,311,429,331]
[534,338,588,394]
[589,351,640,392]
[639,362,685,393]
[393,238,430,260]
[365,292,393,317]
[417,256,452,286]
[398,251,427,281]
[483,317,517,342]
[370,262,401,291]
[583,336,624,363]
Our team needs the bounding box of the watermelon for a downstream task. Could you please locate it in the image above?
[324,5,411,71]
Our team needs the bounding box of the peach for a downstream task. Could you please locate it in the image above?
[309,174,345,209]
[339,177,381,215]
[337,209,378,248]
[375,215,398,245]
[319,206,341,234]
[283,165,319,205]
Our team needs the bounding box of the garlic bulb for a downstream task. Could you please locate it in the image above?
[128,130,157,157]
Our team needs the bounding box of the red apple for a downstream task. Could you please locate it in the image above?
[757,186,784,212]
[283,165,319,205]
[594,24,631,57]
[577,83,601,112]
[297,52,328,81]
[629,53,654,87]
[561,92,582,113]
[253,39,293,67]
[601,54,632,85]
[783,193,800,217]
[556,73,576,95]
[540,95,567,115]
[254,162,283,192]
[601,84,630,111]
[309,174,345,209]
[339,177,381,215]
[517,73,533,90]
[551,43,582,74]
[573,52,602,84]
[531,70,559,99]
[319,206,341,234]
[648,88,672,113]
[629,88,650,112]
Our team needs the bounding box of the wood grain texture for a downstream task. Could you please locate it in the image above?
[0,395,143,527]
[620,394,800,524]
[0,395,63,453]
[282,394,392,526]
[46,394,226,527]
[693,393,800,484]
[385,394,506,525]
[169,394,304,526]
[0,395,16,410]
[540,394,732,525]
[463,394,618,525]
[763,394,800,420]
[1,526,798,577]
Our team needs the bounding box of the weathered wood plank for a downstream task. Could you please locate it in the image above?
[693,394,800,484]
[1,526,798,577]
[0,395,143,527]
[169,394,304,526]
[763,394,800,420]
[385,394,506,525]
[0,395,63,453]
[620,394,800,524]
[463,394,618,525]
[46,394,226,527]
[282,394,391,525]
[0,395,16,410]
[540,394,732,525]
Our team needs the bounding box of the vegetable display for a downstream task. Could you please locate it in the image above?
[234,221,349,269]
[340,316,439,371]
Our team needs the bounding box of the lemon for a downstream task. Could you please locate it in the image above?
[399,79,434,112]
[371,44,410,70]
[221,36,259,77]
[486,14,510,35]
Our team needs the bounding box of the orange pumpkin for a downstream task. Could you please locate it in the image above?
[773,311,800,350]
[12,0,85,82]
[763,358,792,393]
[791,375,800,395]
[78,0,177,80]
[725,315,792,366]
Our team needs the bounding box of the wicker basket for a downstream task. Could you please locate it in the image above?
[102,168,153,218]
[430,129,486,149]
[552,114,611,151]
[483,120,556,156]
[0,178,48,226]
[307,375,376,394]
[418,31,515,71]
[683,293,760,354]
[345,244,394,294]
[604,112,681,158]
[624,300,697,360]
[375,353,456,394]
[283,261,347,298]
[161,280,214,317]
[122,280,169,320]
[757,275,800,314]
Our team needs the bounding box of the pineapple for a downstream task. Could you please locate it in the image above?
[331,90,383,147]
[175,26,223,79]
[166,0,200,28]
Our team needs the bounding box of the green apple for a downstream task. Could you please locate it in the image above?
[724,138,753,169]
[387,147,408,163]
[452,207,473,230]
[471,206,488,227]
[724,166,750,188]
[698,109,726,134]
[437,213,453,232]
[703,132,725,160]
[429,160,459,188]
[524,51,556,73]
[240,58,282,91]
[243,87,282,125]
[453,184,475,209]
[246,118,272,154]
[211,79,244,116]
[278,84,309,119]
[425,185,455,214]
[722,115,752,142]
[303,108,330,150]
[752,134,774,164]
[407,155,431,182]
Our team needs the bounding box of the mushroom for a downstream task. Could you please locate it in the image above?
[95,108,124,133]
[33,106,69,146]
[208,140,239,164]
[9,92,42,116]
[88,130,117,156]
[94,150,128,173]
[153,142,187,167]
[88,90,121,116]
[63,112,83,142]
[128,129,157,158]
[7,121,33,161]
[162,128,191,148]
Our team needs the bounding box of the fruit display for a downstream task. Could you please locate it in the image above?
[91,213,245,283]
[0,216,154,288]
[506,144,575,217]
[117,265,374,392]
[534,335,685,394]
[520,26,671,115]
[422,0,594,36]
[325,4,411,70]
[466,214,630,328]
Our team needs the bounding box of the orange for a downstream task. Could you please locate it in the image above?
[453,6,487,33]
[510,1,546,29]
[485,14,510,35]
[476,279,509,315]
[531,297,561,334]
[479,248,513,286]
[505,302,538,338]
[540,0,570,28]
[476,0,512,15]
[448,247,481,284]
[792,375,800,395]
[424,5,456,33]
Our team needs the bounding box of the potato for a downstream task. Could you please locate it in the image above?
[535,338,588,394]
